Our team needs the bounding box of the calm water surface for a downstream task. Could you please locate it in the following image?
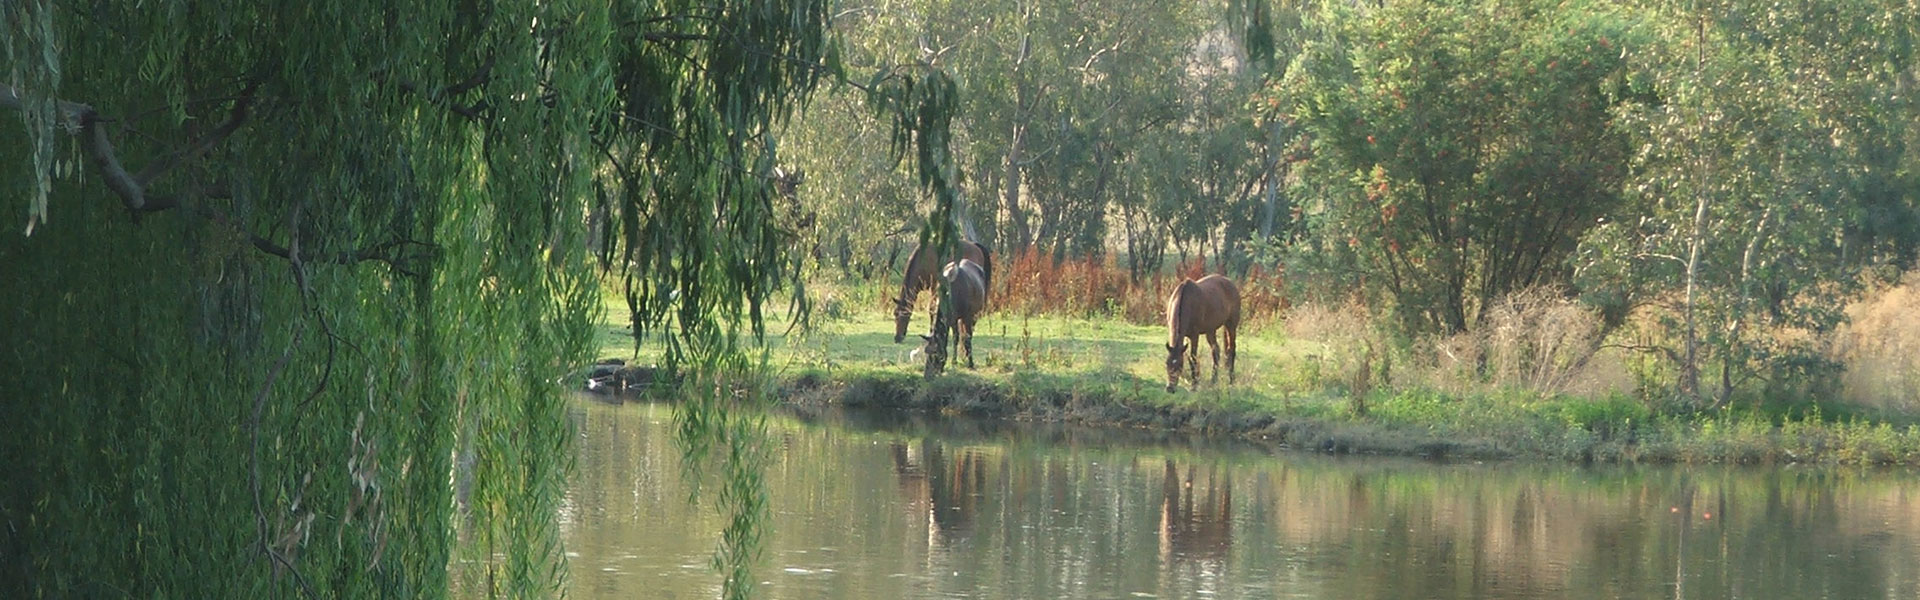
[561,398,1920,599]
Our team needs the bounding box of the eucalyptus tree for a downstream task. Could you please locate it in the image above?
[787,0,1216,273]
[897,0,1204,253]
[1573,0,1920,407]
[1265,0,1639,334]
[1024,0,1200,262]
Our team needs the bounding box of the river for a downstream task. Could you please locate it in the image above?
[561,397,1920,599]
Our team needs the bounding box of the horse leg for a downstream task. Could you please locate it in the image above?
[1225,321,1238,385]
[946,319,958,369]
[962,320,975,369]
[1206,330,1220,386]
[1186,335,1200,391]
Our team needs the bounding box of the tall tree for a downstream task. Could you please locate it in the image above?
[3,1,610,596]
[1573,0,1919,407]
[0,1,903,598]
[1266,0,1640,334]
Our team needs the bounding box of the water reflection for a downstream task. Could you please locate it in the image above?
[1158,459,1233,566]
[890,440,990,549]
[562,398,1920,600]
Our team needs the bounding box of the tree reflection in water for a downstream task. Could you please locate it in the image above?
[564,401,1920,600]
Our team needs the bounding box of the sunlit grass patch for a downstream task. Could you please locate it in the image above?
[591,273,1920,466]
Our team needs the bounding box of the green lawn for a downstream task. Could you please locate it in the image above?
[594,283,1348,405]
[589,282,1920,466]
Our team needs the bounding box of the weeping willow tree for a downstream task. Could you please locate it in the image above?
[0,0,608,597]
[2,1,960,598]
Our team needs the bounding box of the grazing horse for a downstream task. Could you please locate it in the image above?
[893,239,992,343]
[919,259,988,372]
[1164,274,1241,393]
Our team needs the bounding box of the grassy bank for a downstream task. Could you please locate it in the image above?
[593,280,1920,467]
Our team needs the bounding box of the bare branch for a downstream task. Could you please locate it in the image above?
[1633,252,1687,264]
[182,203,436,276]
[75,106,163,210]
[441,58,494,96]
[0,84,148,210]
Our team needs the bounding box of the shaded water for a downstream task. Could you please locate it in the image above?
[562,398,1920,599]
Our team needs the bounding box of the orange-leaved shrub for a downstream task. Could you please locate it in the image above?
[991,247,1288,326]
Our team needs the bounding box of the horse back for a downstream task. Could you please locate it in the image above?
[910,240,991,292]
[1194,274,1241,325]
[1169,275,1240,336]
[963,240,992,293]
[942,259,987,320]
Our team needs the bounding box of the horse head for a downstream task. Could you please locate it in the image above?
[892,297,914,343]
[1165,342,1187,393]
[919,333,948,378]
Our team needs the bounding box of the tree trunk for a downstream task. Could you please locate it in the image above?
[1258,121,1282,242]
[1681,12,1708,404]
[1003,22,1036,252]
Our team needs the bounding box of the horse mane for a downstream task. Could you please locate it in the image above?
[898,242,933,302]
[1167,279,1200,346]
[1171,279,1200,303]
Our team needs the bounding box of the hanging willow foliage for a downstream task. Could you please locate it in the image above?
[591,1,964,595]
[0,0,616,597]
[3,1,961,599]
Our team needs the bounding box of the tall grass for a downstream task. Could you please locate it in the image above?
[1409,287,1633,399]
[1832,274,1920,415]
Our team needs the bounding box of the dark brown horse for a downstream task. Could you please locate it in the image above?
[1164,274,1241,393]
[894,239,992,343]
[919,259,988,372]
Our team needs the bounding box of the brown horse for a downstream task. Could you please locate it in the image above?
[1164,274,1241,393]
[894,239,992,343]
[919,259,988,372]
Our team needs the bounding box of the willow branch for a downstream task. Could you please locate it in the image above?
[394,59,493,121]
[133,81,260,186]
[2,82,256,213]
[179,202,435,276]
[250,322,320,600]
[247,235,433,278]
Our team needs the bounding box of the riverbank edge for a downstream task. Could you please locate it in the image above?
[777,369,1527,463]
[764,369,1920,467]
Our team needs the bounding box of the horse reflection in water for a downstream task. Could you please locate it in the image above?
[889,439,991,549]
[1159,459,1234,570]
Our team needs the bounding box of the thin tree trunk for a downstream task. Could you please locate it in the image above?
[1259,120,1282,241]
[1003,15,1036,251]
[1682,10,1707,404]
[1004,120,1030,249]
[1717,207,1773,407]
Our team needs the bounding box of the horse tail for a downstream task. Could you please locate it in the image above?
[973,241,994,297]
